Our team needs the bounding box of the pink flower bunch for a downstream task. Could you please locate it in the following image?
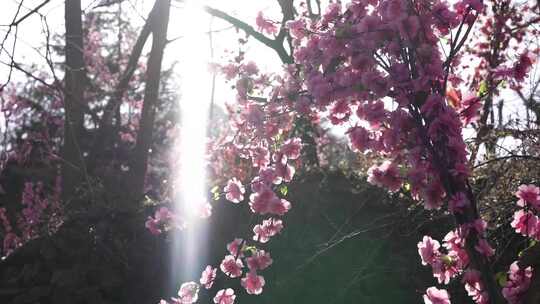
[145,207,185,235]
[224,178,246,203]
[213,288,236,304]
[253,218,283,243]
[502,262,533,304]
[418,232,470,285]
[423,286,451,304]
[256,11,278,35]
[510,185,540,239]
[367,161,402,192]
[462,270,489,304]
[0,208,21,257]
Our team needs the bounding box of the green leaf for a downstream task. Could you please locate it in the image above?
[477,81,488,97]
[211,185,220,201]
[280,185,288,196]
[495,271,508,287]
[441,255,453,266]
[243,245,257,255]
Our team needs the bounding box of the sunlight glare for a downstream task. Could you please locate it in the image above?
[170,0,212,287]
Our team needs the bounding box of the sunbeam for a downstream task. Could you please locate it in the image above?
[169,0,213,292]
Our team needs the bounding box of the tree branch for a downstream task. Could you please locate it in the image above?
[204,6,293,64]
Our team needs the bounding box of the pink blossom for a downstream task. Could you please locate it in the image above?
[220,255,244,278]
[227,238,245,257]
[280,138,302,160]
[502,262,533,304]
[273,160,296,184]
[177,282,199,304]
[285,19,306,39]
[200,266,217,289]
[145,218,162,235]
[418,236,441,266]
[421,181,446,210]
[241,271,266,295]
[515,184,540,209]
[247,250,273,271]
[224,178,245,203]
[256,11,278,35]
[511,210,538,238]
[213,289,236,304]
[249,185,288,215]
[347,126,371,152]
[448,192,469,214]
[198,202,212,219]
[462,270,489,304]
[253,218,283,243]
[423,287,451,304]
[250,146,270,168]
[367,161,402,192]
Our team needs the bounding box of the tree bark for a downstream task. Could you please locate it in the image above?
[87,3,155,172]
[61,0,86,202]
[129,0,171,199]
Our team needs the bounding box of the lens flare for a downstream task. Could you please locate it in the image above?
[169,0,212,290]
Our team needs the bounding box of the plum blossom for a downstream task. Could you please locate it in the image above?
[423,287,451,304]
[249,185,291,215]
[213,288,236,304]
[220,255,244,278]
[224,178,245,203]
[515,184,540,209]
[502,262,533,304]
[227,238,245,257]
[145,207,185,235]
[511,210,539,238]
[176,282,199,304]
[256,11,278,35]
[462,270,489,304]
[280,138,302,160]
[367,161,402,192]
[418,236,441,266]
[253,218,283,243]
[241,271,265,295]
[200,266,217,289]
[247,250,273,271]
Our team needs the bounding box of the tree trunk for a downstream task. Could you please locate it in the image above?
[129,0,171,200]
[61,0,86,203]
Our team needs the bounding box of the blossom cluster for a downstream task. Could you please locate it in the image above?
[510,185,540,239]
[145,207,186,235]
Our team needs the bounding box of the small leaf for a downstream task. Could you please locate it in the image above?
[243,245,257,255]
[477,81,488,97]
[280,185,288,196]
[495,271,508,287]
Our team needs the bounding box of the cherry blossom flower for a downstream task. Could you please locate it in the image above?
[423,287,451,304]
[220,255,244,278]
[255,11,278,35]
[367,161,402,192]
[462,270,489,304]
[253,218,283,243]
[213,288,236,304]
[176,282,199,304]
[502,262,533,304]
[247,250,273,271]
[241,271,265,295]
[200,266,217,289]
[227,238,245,257]
[418,236,441,266]
[511,210,538,238]
[515,184,540,209]
[280,138,302,160]
[224,178,245,203]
